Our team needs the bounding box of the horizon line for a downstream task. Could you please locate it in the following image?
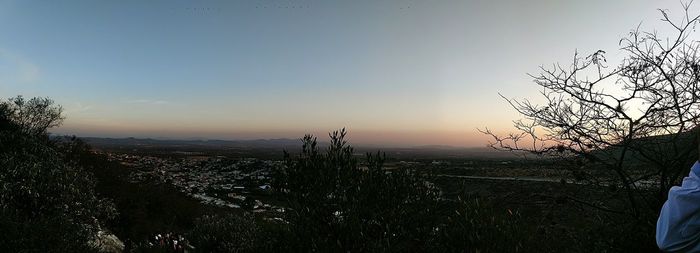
[53,134,491,149]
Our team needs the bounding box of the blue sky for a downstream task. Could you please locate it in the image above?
[0,0,684,146]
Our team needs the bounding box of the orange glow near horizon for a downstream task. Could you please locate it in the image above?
[54,120,514,147]
[2,1,673,148]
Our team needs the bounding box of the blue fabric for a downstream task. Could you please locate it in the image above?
[657,162,700,252]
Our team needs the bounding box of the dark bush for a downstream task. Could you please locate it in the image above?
[187,213,260,252]
[269,129,531,252]
[431,196,528,252]
[0,96,115,252]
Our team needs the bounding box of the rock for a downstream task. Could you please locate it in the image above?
[91,229,125,253]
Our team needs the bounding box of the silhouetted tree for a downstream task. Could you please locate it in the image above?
[482,3,700,218]
[273,129,440,251]
[0,96,64,136]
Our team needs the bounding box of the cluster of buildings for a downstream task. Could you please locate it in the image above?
[105,153,285,215]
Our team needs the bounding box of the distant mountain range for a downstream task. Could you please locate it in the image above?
[79,137,307,149]
[77,137,526,159]
[77,127,700,160]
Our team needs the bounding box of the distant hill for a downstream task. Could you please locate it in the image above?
[591,128,698,165]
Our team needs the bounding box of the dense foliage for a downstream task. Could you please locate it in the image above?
[267,129,528,252]
[187,213,263,252]
[0,96,115,252]
[275,130,441,251]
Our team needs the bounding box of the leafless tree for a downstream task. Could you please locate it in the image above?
[481,3,700,217]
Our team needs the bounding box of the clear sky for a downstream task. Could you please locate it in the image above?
[0,0,686,146]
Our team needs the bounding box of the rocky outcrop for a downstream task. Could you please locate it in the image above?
[91,229,125,253]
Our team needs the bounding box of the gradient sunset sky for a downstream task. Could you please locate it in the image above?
[0,0,685,146]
